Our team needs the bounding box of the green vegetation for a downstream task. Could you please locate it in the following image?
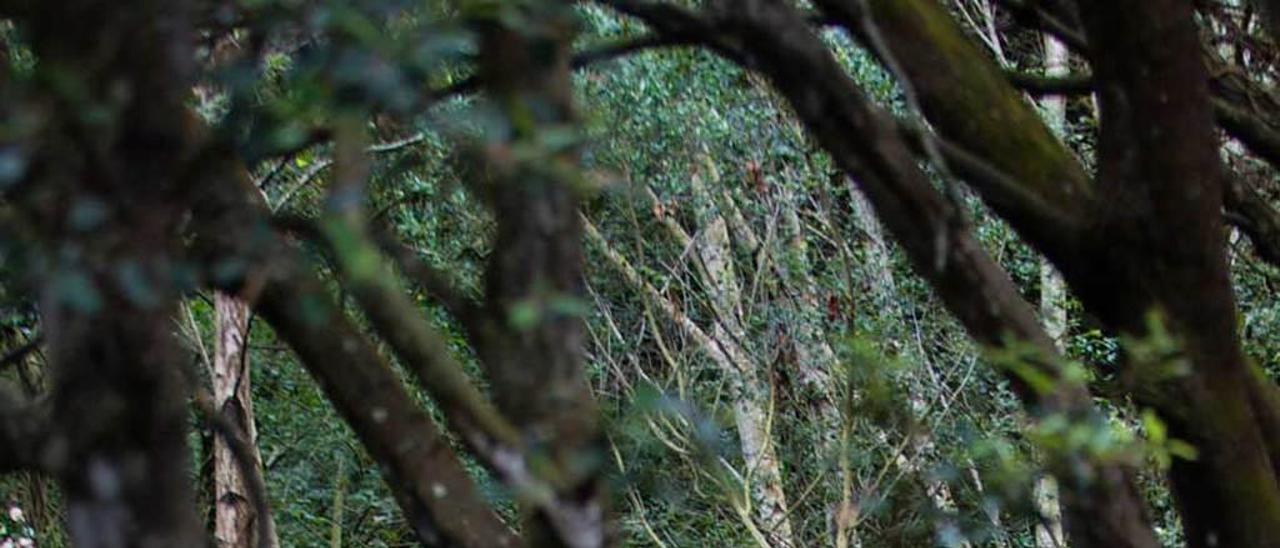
[3,1,1280,547]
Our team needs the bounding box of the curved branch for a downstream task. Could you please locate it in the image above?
[187,146,519,547]
[895,121,1081,234]
[1006,70,1094,96]
[1216,98,1280,168]
[431,33,694,102]
[817,0,1095,264]
[994,0,1088,50]
[371,225,486,337]
[604,1,1160,546]
[1001,46,1280,272]
[1224,164,1280,266]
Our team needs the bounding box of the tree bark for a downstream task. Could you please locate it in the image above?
[771,176,861,546]
[21,1,204,544]
[690,172,796,546]
[212,293,278,548]
[812,0,1280,543]
[1034,32,1070,548]
[471,3,608,545]
[1076,2,1280,545]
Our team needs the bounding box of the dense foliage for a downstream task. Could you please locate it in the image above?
[3,0,1280,547]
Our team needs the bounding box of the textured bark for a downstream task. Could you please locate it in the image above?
[691,173,796,545]
[475,4,607,545]
[1077,2,1280,545]
[773,180,841,416]
[320,122,604,545]
[1016,1,1280,489]
[810,0,1280,543]
[256,253,520,547]
[20,1,204,545]
[830,2,1280,543]
[212,293,278,548]
[319,122,523,475]
[257,269,520,547]
[845,1,1280,544]
[818,0,1093,262]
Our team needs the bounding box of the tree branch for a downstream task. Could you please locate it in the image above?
[894,120,1080,234]
[1224,163,1280,266]
[1001,30,1280,272]
[430,33,693,102]
[1216,97,1280,168]
[1006,70,1094,96]
[470,10,610,545]
[604,1,1160,545]
[1078,0,1280,543]
[817,0,1094,265]
[0,335,42,374]
[995,0,1089,50]
[187,143,518,547]
[370,225,487,337]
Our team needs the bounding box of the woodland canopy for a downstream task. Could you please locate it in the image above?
[2,1,1280,547]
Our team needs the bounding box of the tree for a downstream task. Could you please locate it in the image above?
[210,292,277,548]
[2,0,1280,547]
[607,0,1280,546]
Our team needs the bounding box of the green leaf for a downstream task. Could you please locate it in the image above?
[1167,439,1200,462]
[1141,409,1167,445]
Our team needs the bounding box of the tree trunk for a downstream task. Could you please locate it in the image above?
[212,292,278,548]
[1034,32,1070,548]
[690,168,796,546]
[189,152,518,546]
[771,176,857,546]
[1076,3,1280,545]
[584,213,793,545]
[22,1,205,545]
[848,184,899,309]
[476,4,607,544]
